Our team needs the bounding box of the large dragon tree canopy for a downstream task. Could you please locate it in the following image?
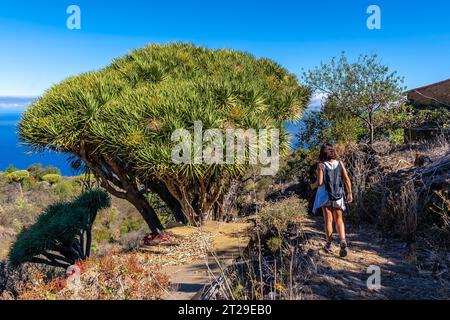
[19,43,311,227]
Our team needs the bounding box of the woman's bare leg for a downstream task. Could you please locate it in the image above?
[332,208,346,241]
[322,207,333,242]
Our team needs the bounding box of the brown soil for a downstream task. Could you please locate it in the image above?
[301,217,450,300]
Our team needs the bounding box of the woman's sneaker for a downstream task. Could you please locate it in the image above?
[339,240,348,257]
[323,241,333,253]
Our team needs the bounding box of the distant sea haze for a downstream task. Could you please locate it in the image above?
[0,97,74,176]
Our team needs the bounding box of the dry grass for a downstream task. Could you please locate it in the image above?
[202,198,314,300]
[339,138,450,247]
[1,252,170,300]
[257,197,308,235]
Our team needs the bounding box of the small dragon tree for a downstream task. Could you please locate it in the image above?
[9,190,111,268]
[18,43,311,230]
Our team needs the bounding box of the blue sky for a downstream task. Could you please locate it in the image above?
[1,0,450,98]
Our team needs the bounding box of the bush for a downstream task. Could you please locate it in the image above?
[4,165,18,175]
[26,164,44,179]
[257,197,308,235]
[72,173,97,188]
[5,171,30,184]
[27,164,45,181]
[120,217,143,235]
[41,166,61,177]
[21,177,37,191]
[338,141,450,246]
[52,181,75,200]
[93,228,114,245]
[0,173,7,185]
[2,253,170,300]
[41,174,61,185]
[9,190,111,268]
[266,237,283,253]
[27,164,61,181]
[91,206,119,244]
[206,201,312,300]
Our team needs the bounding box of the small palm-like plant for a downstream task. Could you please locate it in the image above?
[19,43,311,229]
[5,170,30,197]
[9,190,111,268]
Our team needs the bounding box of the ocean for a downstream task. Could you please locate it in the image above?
[0,98,74,176]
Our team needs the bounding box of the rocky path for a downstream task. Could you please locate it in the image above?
[143,217,448,300]
[159,221,252,300]
[301,217,450,300]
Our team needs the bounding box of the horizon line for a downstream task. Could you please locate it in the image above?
[0,95,38,98]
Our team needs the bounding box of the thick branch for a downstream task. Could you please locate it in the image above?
[30,257,70,269]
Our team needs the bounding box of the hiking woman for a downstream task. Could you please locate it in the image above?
[311,144,353,257]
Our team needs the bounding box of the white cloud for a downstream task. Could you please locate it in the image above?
[307,94,325,112]
[0,97,35,111]
[0,103,24,109]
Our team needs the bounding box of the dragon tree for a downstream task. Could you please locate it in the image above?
[19,43,311,232]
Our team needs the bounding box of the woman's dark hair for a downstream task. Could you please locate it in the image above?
[319,144,338,162]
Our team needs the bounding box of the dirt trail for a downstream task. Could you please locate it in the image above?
[144,217,448,300]
[301,217,450,300]
[160,221,252,300]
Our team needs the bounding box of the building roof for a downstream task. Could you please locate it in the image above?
[406,78,450,109]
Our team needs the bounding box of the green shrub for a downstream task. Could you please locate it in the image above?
[27,163,44,178]
[93,228,114,244]
[52,181,74,200]
[41,174,61,185]
[5,165,18,175]
[72,173,96,186]
[157,213,175,228]
[266,236,283,253]
[27,164,61,181]
[257,197,308,235]
[5,170,30,183]
[145,193,176,227]
[120,217,143,235]
[42,166,61,176]
[387,128,405,145]
[9,190,111,268]
[91,206,120,244]
[414,108,450,128]
[21,176,37,191]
